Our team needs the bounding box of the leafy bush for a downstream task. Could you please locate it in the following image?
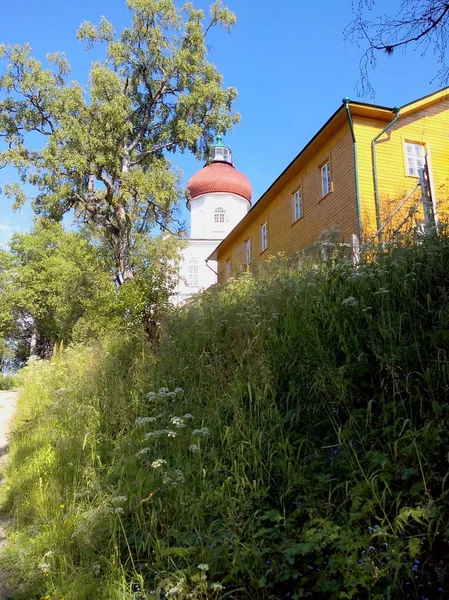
[0,372,17,390]
[3,233,449,599]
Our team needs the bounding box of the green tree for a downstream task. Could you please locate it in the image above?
[0,219,115,361]
[0,0,238,282]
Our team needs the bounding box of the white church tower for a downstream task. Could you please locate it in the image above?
[174,137,252,304]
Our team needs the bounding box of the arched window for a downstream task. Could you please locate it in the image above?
[214,207,226,224]
[188,259,198,287]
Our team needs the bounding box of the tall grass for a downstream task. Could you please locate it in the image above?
[0,373,17,390]
[2,233,449,599]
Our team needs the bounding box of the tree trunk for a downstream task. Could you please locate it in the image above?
[116,228,134,283]
[29,317,38,357]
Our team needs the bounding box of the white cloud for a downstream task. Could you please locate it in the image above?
[0,221,22,247]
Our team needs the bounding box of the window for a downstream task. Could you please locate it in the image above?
[404,142,425,177]
[245,238,251,264]
[225,259,231,279]
[292,189,303,221]
[187,260,198,287]
[321,161,331,197]
[214,207,226,224]
[261,222,268,252]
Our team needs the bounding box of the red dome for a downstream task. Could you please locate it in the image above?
[187,162,252,203]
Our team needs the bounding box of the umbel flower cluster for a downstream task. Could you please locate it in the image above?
[134,387,210,489]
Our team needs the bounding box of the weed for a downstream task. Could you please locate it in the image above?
[3,233,449,598]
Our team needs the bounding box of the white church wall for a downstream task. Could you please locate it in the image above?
[189,192,250,239]
[172,240,219,305]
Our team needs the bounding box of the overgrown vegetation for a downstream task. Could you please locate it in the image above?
[3,233,449,599]
[0,218,180,367]
[0,372,16,390]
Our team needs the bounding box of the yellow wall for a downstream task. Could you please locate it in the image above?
[217,94,449,281]
[217,123,358,281]
[354,99,449,238]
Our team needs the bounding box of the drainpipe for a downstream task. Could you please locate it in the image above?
[205,258,218,277]
[342,97,362,242]
[371,106,400,243]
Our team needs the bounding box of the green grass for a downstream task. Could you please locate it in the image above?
[0,373,17,390]
[2,233,449,598]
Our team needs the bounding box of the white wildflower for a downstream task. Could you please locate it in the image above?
[136,447,151,456]
[146,391,157,401]
[174,387,184,395]
[145,429,177,439]
[135,416,157,426]
[151,459,167,469]
[167,579,186,596]
[145,431,161,439]
[374,287,389,295]
[342,296,358,307]
[171,416,186,428]
[159,387,169,394]
[197,563,209,571]
[211,582,224,591]
[189,444,200,454]
[174,469,185,483]
[163,469,185,487]
[183,413,193,420]
[39,561,51,574]
[111,496,127,504]
[192,428,210,437]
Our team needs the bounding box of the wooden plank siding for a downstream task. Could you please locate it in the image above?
[354,99,449,238]
[217,123,358,281]
[214,90,449,282]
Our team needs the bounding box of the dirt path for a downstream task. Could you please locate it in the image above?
[0,390,19,599]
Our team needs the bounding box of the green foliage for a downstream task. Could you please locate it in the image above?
[4,233,449,598]
[0,372,17,390]
[0,219,180,363]
[0,219,115,362]
[0,0,238,280]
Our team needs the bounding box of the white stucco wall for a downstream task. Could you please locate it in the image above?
[172,240,219,305]
[172,190,251,306]
[188,192,250,239]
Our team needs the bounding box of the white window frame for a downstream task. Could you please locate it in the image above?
[321,161,331,197]
[244,238,251,264]
[261,222,268,252]
[292,188,303,222]
[214,207,226,224]
[225,259,231,279]
[404,141,425,178]
[187,259,198,287]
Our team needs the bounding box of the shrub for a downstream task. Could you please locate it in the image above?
[3,232,449,598]
[0,373,17,390]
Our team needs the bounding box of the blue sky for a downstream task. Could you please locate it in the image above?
[0,0,444,243]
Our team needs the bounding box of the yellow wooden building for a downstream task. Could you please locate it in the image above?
[209,88,449,281]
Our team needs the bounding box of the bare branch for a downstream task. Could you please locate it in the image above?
[345,1,449,95]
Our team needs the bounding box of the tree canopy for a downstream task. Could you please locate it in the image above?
[0,219,115,363]
[0,0,238,281]
[345,1,449,96]
[0,219,181,365]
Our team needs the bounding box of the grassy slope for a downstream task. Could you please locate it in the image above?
[2,235,449,599]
